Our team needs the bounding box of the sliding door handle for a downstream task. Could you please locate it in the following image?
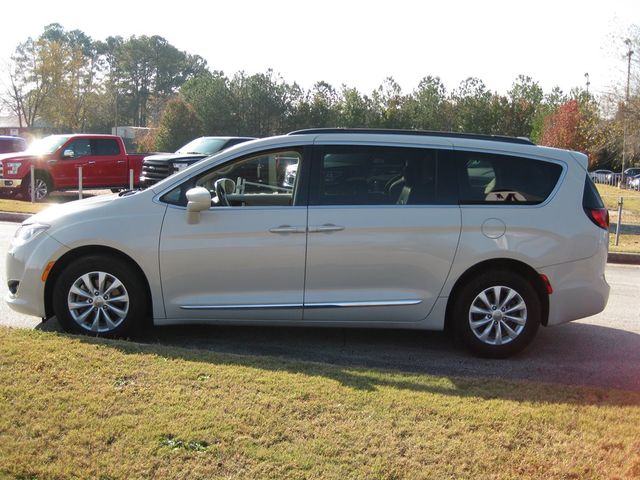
[309,224,345,233]
[269,225,306,234]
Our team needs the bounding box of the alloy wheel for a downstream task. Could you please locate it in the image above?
[28,178,49,201]
[67,271,130,333]
[468,285,527,346]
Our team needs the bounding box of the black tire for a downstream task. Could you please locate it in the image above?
[52,255,148,337]
[21,173,50,201]
[452,270,541,358]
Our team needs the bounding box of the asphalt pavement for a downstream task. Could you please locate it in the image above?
[0,221,638,392]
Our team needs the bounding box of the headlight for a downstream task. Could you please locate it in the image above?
[12,223,50,247]
[173,163,189,173]
[6,162,22,175]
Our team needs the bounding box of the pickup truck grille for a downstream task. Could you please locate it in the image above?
[140,160,172,184]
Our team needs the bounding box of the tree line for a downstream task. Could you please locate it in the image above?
[2,23,639,170]
[1,23,206,132]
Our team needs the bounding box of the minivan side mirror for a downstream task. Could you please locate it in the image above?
[186,187,212,224]
[62,149,75,159]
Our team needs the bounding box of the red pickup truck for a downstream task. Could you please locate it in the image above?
[0,134,146,201]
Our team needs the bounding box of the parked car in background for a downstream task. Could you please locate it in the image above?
[6,129,610,358]
[140,136,255,187]
[624,168,640,188]
[0,136,26,154]
[629,174,640,191]
[0,134,147,201]
[589,169,614,183]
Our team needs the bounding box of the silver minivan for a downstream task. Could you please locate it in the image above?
[6,129,610,357]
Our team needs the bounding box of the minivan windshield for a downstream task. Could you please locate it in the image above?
[25,135,71,155]
[175,137,227,155]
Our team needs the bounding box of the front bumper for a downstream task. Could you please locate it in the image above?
[0,178,22,189]
[139,175,158,187]
[5,232,69,318]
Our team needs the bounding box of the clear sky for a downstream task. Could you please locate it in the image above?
[1,0,638,97]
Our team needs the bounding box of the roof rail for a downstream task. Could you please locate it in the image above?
[287,128,535,146]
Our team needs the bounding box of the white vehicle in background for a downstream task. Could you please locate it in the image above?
[6,129,610,358]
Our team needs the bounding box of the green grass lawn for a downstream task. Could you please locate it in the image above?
[0,198,48,215]
[0,327,638,479]
[597,185,640,253]
[598,184,640,215]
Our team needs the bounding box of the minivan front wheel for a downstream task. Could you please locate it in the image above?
[452,271,540,358]
[53,255,147,337]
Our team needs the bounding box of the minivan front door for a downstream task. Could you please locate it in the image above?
[159,148,308,321]
[303,144,461,324]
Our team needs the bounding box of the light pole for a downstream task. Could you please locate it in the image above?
[621,39,633,186]
[114,86,118,136]
[584,72,590,94]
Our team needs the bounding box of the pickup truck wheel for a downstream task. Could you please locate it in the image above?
[21,174,50,201]
[53,255,148,337]
[452,270,540,358]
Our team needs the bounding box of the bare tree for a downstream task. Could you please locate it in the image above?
[1,38,53,127]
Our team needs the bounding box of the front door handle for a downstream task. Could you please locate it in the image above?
[47,159,57,166]
[269,225,306,234]
[309,224,345,233]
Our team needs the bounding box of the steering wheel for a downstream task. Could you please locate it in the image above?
[213,178,234,207]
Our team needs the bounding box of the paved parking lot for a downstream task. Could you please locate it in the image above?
[1,220,638,391]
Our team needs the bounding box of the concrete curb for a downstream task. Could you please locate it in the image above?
[0,210,639,265]
[607,252,640,265]
[0,212,31,223]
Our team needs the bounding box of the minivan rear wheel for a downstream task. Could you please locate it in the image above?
[52,255,148,337]
[452,271,540,358]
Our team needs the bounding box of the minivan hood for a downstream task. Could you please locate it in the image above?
[143,153,207,163]
[26,192,125,226]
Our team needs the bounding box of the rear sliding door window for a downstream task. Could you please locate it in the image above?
[310,145,455,206]
[456,152,563,205]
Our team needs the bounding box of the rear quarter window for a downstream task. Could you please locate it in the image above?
[456,152,563,205]
[583,175,605,209]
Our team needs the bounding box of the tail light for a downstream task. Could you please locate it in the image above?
[585,208,609,230]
